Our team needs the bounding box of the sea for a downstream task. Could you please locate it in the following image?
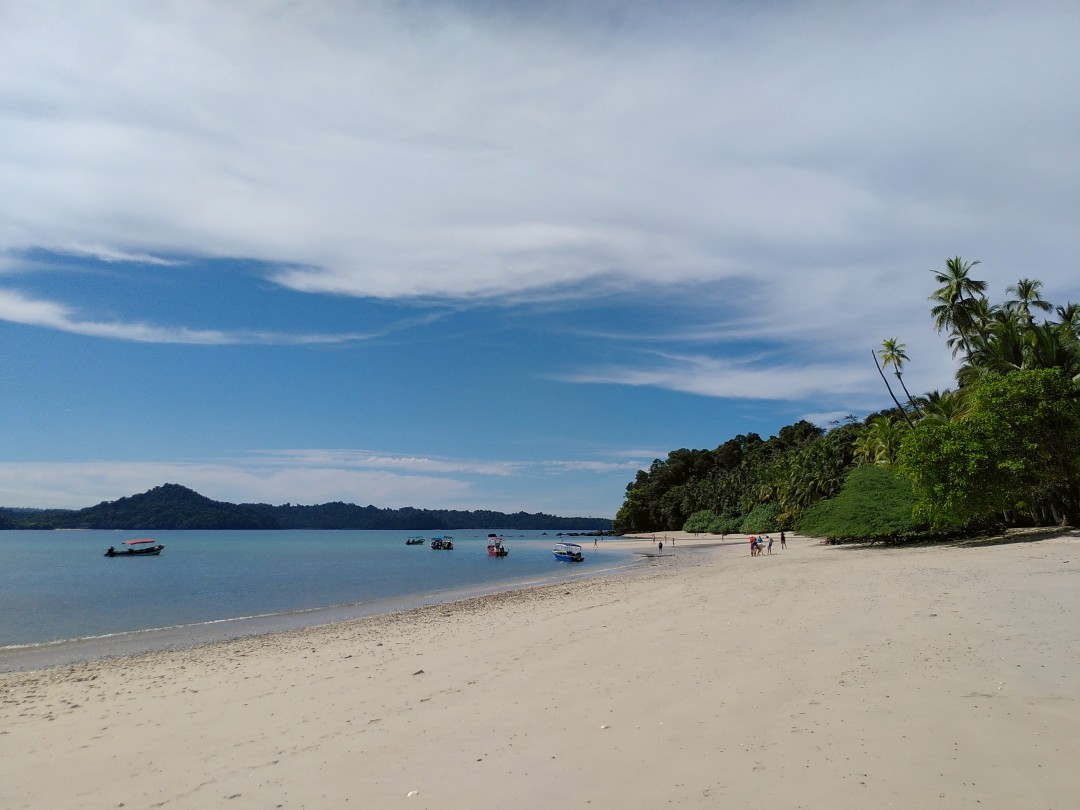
[0,529,638,669]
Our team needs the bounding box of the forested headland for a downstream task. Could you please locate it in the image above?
[614,258,1080,541]
[0,483,613,532]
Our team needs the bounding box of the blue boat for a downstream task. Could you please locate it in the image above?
[552,541,584,562]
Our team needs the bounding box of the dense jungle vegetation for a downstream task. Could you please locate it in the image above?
[613,258,1080,540]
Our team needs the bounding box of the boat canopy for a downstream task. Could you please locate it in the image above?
[123,539,158,545]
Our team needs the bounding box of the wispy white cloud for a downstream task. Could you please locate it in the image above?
[66,245,180,266]
[0,0,1074,311]
[0,288,376,345]
[0,0,1074,410]
[559,351,873,402]
[0,450,643,511]
[0,461,472,511]
[249,449,526,477]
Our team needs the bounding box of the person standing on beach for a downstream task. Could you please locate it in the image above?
[767,535,774,555]
[658,540,664,555]
[780,531,787,549]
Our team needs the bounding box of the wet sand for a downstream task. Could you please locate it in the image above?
[1,532,1076,809]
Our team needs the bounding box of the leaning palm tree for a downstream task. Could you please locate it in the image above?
[871,348,914,427]
[879,338,923,418]
[929,256,987,361]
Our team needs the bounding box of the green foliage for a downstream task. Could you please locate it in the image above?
[796,465,924,541]
[613,420,857,534]
[739,502,783,534]
[682,509,743,534]
[683,510,718,533]
[898,368,1080,529]
[619,257,1080,542]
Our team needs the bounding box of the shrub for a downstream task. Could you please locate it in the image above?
[796,465,924,541]
[683,510,718,533]
[739,502,782,534]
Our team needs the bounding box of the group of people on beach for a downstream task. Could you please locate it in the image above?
[749,531,786,557]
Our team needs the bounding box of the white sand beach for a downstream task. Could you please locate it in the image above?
[1,532,1077,809]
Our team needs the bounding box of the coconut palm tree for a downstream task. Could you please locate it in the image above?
[929,256,987,361]
[853,416,907,465]
[1005,278,1052,329]
[872,349,914,427]
[879,338,923,418]
[1054,302,1080,344]
[916,388,969,423]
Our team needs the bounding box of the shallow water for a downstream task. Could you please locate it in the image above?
[0,529,633,651]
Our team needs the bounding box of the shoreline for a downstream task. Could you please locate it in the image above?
[0,537,671,673]
[0,533,718,673]
[2,532,1076,808]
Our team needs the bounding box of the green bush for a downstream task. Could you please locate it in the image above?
[683,510,718,533]
[739,502,782,534]
[796,465,924,541]
[711,512,744,534]
[683,509,746,534]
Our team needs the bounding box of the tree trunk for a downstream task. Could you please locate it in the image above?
[873,350,914,427]
[895,373,924,418]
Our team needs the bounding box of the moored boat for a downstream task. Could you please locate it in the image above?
[105,539,165,557]
[405,536,426,545]
[486,533,509,556]
[552,541,584,562]
[431,535,454,550]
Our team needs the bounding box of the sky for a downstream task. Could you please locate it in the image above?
[0,1,1077,517]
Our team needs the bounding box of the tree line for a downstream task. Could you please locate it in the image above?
[0,483,614,531]
[614,258,1080,540]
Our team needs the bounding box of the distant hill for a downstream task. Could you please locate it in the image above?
[4,484,277,530]
[0,483,613,531]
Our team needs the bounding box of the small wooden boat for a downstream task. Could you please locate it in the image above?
[405,536,426,545]
[430,536,454,550]
[552,541,584,562]
[486,533,509,557]
[105,539,165,557]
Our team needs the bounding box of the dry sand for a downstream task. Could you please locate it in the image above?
[1,531,1077,809]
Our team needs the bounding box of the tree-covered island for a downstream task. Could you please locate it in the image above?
[0,483,613,532]
[614,258,1080,541]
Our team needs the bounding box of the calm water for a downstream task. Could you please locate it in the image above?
[0,529,635,650]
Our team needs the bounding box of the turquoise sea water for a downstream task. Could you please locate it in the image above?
[0,529,635,653]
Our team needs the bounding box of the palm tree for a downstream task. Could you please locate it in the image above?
[872,348,914,427]
[929,256,987,361]
[1054,302,1080,343]
[879,338,923,418]
[853,416,907,465]
[916,388,969,423]
[1005,278,1052,329]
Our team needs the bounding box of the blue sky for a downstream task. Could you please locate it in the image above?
[1,0,1077,516]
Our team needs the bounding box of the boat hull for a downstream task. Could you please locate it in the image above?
[105,546,165,557]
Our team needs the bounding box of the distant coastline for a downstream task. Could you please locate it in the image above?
[0,483,614,532]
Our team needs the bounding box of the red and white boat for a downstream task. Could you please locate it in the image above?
[486,534,509,556]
